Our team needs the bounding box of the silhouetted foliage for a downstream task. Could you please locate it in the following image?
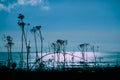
[2,13,120,79]
[4,35,14,68]
[30,27,38,61]
[18,14,30,70]
[12,62,17,70]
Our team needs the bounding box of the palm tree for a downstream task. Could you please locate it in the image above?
[18,14,24,68]
[7,36,14,66]
[4,35,14,68]
[84,43,89,61]
[71,52,74,68]
[56,39,67,70]
[18,14,30,69]
[5,45,9,66]
[91,45,96,67]
[62,40,67,69]
[35,26,43,63]
[30,27,38,61]
[79,43,89,61]
[56,39,63,69]
[51,42,57,69]
[27,41,31,70]
[79,44,85,61]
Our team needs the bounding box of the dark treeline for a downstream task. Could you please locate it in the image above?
[0,66,120,80]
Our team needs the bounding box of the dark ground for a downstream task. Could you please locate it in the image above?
[0,66,120,80]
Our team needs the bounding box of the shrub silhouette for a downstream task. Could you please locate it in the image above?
[12,62,17,70]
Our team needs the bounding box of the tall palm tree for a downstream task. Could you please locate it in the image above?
[18,14,24,68]
[84,43,89,61]
[5,45,9,67]
[56,39,63,69]
[79,43,89,61]
[35,26,43,63]
[79,44,85,61]
[27,41,31,70]
[31,27,38,61]
[62,40,67,69]
[91,45,96,67]
[51,42,57,69]
[71,52,74,68]
[56,39,67,70]
[5,35,14,68]
[18,14,30,69]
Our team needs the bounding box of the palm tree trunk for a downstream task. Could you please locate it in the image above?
[27,41,30,70]
[57,52,59,69]
[10,45,12,67]
[92,46,96,67]
[23,30,29,70]
[23,28,30,70]
[20,28,24,68]
[63,45,66,70]
[34,32,38,61]
[53,46,55,69]
[38,30,43,63]
[23,30,28,50]
[21,27,30,70]
[7,46,10,68]
[86,47,88,61]
[81,50,85,61]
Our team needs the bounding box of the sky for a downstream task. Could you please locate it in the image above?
[0,0,120,52]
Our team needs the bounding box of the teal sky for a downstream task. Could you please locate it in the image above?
[0,0,120,52]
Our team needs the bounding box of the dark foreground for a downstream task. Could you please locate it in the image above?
[0,66,120,80]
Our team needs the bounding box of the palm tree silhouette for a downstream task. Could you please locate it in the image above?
[30,27,38,61]
[79,43,89,61]
[62,40,67,69]
[18,14,24,68]
[84,43,89,61]
[4,35,14,68]
[79,44,85,61]
[27,41,31,70]
[56,39,63,69]
[56,39,67,70]
[51,42,57,69]
[71,52,75,68]
[35,26,43,63]
[91,45,97,67]
[18,14,30,69]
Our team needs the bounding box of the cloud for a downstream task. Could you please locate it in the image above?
[0,3,7,11]
[0,0,50,12]
[18,0,42,6]
[41,5,50,10]
[0,0,18,11]
[41,0,50,10]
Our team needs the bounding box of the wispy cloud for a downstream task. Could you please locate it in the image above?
[41,0,50,10]
[0,3,7,11]
[0,0,50,12]
[18,0,42,6]
[41,5,50,10]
